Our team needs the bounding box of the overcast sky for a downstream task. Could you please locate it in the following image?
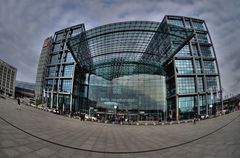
[0,0,239,96]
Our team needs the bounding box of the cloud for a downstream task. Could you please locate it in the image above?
[0,0,239,95]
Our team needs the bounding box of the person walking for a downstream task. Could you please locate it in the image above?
[193,114,197,124]
[17,98,21,110]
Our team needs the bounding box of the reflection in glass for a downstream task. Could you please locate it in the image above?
[86,74,166,120]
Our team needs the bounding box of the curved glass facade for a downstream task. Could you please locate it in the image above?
[42,15,221,121]
[87,74,166,121]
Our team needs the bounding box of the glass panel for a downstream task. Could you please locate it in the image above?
[195,60,202,74]
[185,20,191,28]
[179,96,195,112]
[206,76,217,90]
[46,80,53,90]
[167,79,175,97]
[68,21,195,81]
[175,60,193,74]
[176,45,191,56]
[87,74,166,121]
[71,28,81,37]
[192,21,205,30]
[53,43,62,52]
[197,33,208,43]
[61,79,72,93]
[199,95,206,114]
[191,44,199,56]
[204,61,216,74]
[48,66,56,77]
[198,77,204,92]
[200,46,212,57]
[53,79,58,91]
[55,33,64,41]
[168,19,184,27]
[50,55,58,64]
[53,94,57,108]
[63,65,74,77]
[177,77,195,94]
[65,52,74,62]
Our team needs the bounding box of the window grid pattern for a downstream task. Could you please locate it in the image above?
[69,21,194,80]
[179,96,195,113]
[197,33,208,43]
[71,28,82,37]
[176,45,191,56]
[191,44,199,56]
[175,60,193,74]
[88,74,166,111]
[63,65,74,77]
[44,17,221,120]
[184,20,191,28]
[199,95,206,114]
[55,33,65,41]
[65,53,74,62]
[192,21,205,30]
[58,95,70,109]
[200,46,212,57]
[46,80,53,90]
[206,76,217,90]
[198,77,204,92]
[53,43,62,52]
[61,79,72,93]
[195,60,202,74]
[50,55,58,64]
[177,77,195,94]
[168,19,184,27]
[204,61,216,74]
[48,67,56,77]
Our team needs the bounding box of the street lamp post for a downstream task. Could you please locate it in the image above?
[219,88,224,113]
[114,105,117,123]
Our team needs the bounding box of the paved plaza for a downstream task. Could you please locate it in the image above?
[0,98,240,158]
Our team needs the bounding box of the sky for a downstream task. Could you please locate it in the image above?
[0,0,239,96]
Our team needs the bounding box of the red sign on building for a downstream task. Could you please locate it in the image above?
[43,38,49,48]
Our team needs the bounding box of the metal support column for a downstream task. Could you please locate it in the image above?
[176,95,179,121]
[86,73,91,113]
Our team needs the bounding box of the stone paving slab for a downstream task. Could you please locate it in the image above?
[0,98,240,158]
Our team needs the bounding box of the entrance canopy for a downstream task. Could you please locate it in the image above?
[67,21,195,80]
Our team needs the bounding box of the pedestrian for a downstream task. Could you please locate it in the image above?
[80,113,83,121]
[169,113,172,122]
[193,114,196,124]
[17,98,21,110]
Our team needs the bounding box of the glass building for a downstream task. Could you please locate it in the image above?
[35,37,53,104]
[39,15,221,121]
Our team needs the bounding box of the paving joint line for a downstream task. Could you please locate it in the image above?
[0,112,239,154]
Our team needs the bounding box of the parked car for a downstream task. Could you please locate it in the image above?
[199,114,209,120]
[85,114,97,121]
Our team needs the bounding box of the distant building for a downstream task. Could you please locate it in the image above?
[35,37,53,104]
[15,81,35,98]
[223,94,240,111]
[0,58,17,97]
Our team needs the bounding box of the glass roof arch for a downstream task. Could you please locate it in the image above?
[67,21,195,80]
